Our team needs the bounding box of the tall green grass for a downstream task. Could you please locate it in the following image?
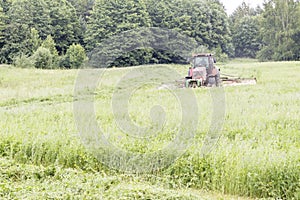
[0,62,299,199]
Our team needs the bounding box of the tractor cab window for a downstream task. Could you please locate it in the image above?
[193,57,209,69]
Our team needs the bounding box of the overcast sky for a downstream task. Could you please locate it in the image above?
[219,0,264,15]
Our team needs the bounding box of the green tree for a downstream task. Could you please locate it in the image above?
[230,2,263,58]
[47,0,82,53]
[0,5,6,51]
[145,0,177,28]
[291,3,300,59]
[230,1,261,25]
[0,23,31,63]
[13,53,34,68]
[61,43,87,68]
[0,0,82,63]
[145,0,232,55]
[6,0,51,39]
[41,35,59,57]
[67,0,95,45]
[41,35,59,67]
[67,0,94,22]
[85,0,151,51]
[0,0,13,13]
[258,0,299,61]
[84,0,152,67]
[32,47,53,69]
[0,0,38,62]
[232,16,261,58]
[207,0,232,55]
[28,28,42,53]
[0,1,11,63]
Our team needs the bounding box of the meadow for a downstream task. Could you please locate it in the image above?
[0,60,299,199]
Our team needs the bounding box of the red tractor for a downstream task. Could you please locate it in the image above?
[185,53,221,88]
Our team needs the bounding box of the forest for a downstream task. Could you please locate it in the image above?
[0,0,300,68]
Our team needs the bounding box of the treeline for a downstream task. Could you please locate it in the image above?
[0,0,299,68]
[231,0,300,61]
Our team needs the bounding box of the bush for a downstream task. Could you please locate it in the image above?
[212,47,229,63]
[13,54,34,68]
[41,35,59,67]
[60,44,87,69]
[32,47,53,69]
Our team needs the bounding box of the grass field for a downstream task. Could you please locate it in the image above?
[0,61,299,199]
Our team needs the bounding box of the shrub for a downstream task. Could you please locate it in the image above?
[41,35,59,57]
[41,35,59,67]
[60,44,87,69]
[212,46,229,63]
[13,53,34,68]
[32,47,53,69]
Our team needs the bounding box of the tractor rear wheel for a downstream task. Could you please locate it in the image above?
[192,82,197,88]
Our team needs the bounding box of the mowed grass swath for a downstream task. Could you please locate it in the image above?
[0,61,299,199]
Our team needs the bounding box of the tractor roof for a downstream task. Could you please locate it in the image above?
[192,53,214,57]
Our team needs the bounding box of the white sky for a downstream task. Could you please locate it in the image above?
[219,0,264,15]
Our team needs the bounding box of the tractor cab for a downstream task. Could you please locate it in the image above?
[191,53,216,71]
